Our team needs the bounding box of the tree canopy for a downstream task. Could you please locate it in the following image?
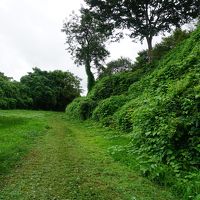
[20,68,81,111]
[85,0,199,61]
[0,73,32,109]
[62,8,110,92]
[98,57,133,79]
[0,68,81,111]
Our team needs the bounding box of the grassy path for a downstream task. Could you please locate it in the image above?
[0,111,177,200]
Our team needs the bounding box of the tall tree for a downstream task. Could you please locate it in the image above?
[62,8,110,92]
[85,0,199,62]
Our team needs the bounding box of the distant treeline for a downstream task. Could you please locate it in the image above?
[0,68,81,111]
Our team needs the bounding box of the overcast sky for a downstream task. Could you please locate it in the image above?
[0,0,161,94]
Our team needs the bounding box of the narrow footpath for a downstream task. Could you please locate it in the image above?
[0,113,177,200]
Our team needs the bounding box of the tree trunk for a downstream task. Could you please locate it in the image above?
[85,60,95,92]
[146,36,153,63]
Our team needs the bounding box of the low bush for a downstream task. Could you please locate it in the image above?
[88,70,143,101]
[113,99,137,132]
[92,95,127,126]
[65,97,97,120]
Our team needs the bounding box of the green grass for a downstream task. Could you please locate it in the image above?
[0,110,49,175]
[0,110,178,199]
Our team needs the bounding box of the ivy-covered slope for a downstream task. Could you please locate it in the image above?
[66,27,200,199]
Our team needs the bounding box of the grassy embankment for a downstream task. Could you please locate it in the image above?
[65,27,200,199]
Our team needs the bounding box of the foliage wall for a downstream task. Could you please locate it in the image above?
[66,27,200,199]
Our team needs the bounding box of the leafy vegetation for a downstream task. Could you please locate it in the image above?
[65,97,97,120]
[66,27,200,199]
[20,68,81,111]
[133,28,191,68]
[0,68,81,111]
[0,73,32,109]
[88,70,144,101]
[92,95,128,126]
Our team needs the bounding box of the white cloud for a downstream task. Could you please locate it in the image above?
[0,0,161,95]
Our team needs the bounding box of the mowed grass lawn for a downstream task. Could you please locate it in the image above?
[0,110,178,200]
[0,110,50,175]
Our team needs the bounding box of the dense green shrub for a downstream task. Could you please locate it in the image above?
[0,99,8,109]
[79,98,97,120]
[88,70,143,101]
[113,100,137,132]
[92,95,127,126]
[65,97,97,120]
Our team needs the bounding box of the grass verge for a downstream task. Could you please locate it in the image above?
[0,110,49,176]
